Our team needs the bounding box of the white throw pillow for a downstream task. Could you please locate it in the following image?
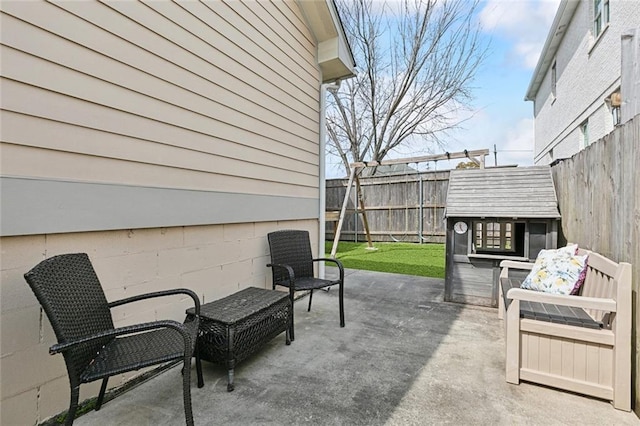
[520,245,588,295]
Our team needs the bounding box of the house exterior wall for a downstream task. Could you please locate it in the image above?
[0,220,318,425]
[532,0,640,164]
[0,0,339,423]
[0,0,322,235]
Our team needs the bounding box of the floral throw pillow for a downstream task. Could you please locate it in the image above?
[521,246,588,295]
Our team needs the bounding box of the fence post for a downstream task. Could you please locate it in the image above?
[621,28,639,124]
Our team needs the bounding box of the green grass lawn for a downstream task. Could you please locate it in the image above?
[324,241,445,279]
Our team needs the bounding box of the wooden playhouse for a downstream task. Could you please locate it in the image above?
[443,166,561,307]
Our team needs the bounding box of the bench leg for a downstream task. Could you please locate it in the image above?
[498,283,505,320]
[505,299,521,384]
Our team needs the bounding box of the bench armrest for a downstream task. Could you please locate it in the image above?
[499,260,534,281]
[500,260,534,270]
[507,288,617,312]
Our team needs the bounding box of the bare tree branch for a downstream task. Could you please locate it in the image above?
[327,0,488,175]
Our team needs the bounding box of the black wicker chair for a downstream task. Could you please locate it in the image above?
[267,230,344,340]
[23,253,204,426]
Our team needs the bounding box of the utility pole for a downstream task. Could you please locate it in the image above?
[494,144,498,167]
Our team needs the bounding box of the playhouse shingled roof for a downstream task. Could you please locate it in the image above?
[445,166,561,219]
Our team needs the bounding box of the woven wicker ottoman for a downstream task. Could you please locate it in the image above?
[186,287,291,391]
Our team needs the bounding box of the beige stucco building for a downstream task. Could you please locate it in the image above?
[0,1,354,424]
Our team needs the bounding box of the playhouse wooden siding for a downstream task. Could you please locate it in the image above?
[444,166,560,307]
[0,0,322,236]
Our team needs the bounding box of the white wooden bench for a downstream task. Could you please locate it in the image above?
[498,249,632,411]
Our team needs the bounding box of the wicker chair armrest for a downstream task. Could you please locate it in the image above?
[313,257,343,268]
[507,288,617,312]
[108,288,200,316]
[50,319,191,355]
[267,263,296,284]
[313,257,344,280]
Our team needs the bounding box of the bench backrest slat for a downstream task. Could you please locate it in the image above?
[579,250,618,323]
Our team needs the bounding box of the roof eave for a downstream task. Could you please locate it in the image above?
[445,213,561,219]
[298,0,356,83]
[524,0,579,101]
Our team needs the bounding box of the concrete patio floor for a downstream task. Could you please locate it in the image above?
[74,269,638,425]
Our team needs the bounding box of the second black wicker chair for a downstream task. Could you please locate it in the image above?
[267,229,345,340]
[23,253,204,426]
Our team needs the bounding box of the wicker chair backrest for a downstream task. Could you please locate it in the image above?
[268,230,315,284]
[24,253,114,380]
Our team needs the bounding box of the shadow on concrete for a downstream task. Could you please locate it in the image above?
[73,269,639,426]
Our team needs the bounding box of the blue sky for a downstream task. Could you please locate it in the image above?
[325,0,561,176]
[445,0,561,167]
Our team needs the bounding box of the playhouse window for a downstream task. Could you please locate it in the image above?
[473,221,514,253]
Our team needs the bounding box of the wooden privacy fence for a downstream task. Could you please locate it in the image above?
[325,170,450,243]
[551,114,640,415]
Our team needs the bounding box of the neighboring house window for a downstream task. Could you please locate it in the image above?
[551,60,557,98]
[473,221,514,252]
[593,0,610,38]
[609,90,622,126]
[580,120,589,147]
[612,106,621,126]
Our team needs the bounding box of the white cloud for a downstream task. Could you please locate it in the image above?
[479,0,558,33]
[444,111,534,167]
[513,41,548,69]
[479,0,561,69]
[499,118,534,166]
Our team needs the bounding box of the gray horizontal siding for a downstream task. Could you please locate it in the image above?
[0,177,318,236]
[445,166,560,218]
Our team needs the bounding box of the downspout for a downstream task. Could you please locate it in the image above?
[319,80,341,279]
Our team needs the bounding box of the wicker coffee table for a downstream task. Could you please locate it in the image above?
[186,287,291,391]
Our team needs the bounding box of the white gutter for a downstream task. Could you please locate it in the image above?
[318,80,341,278]
[318,83,329,278]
